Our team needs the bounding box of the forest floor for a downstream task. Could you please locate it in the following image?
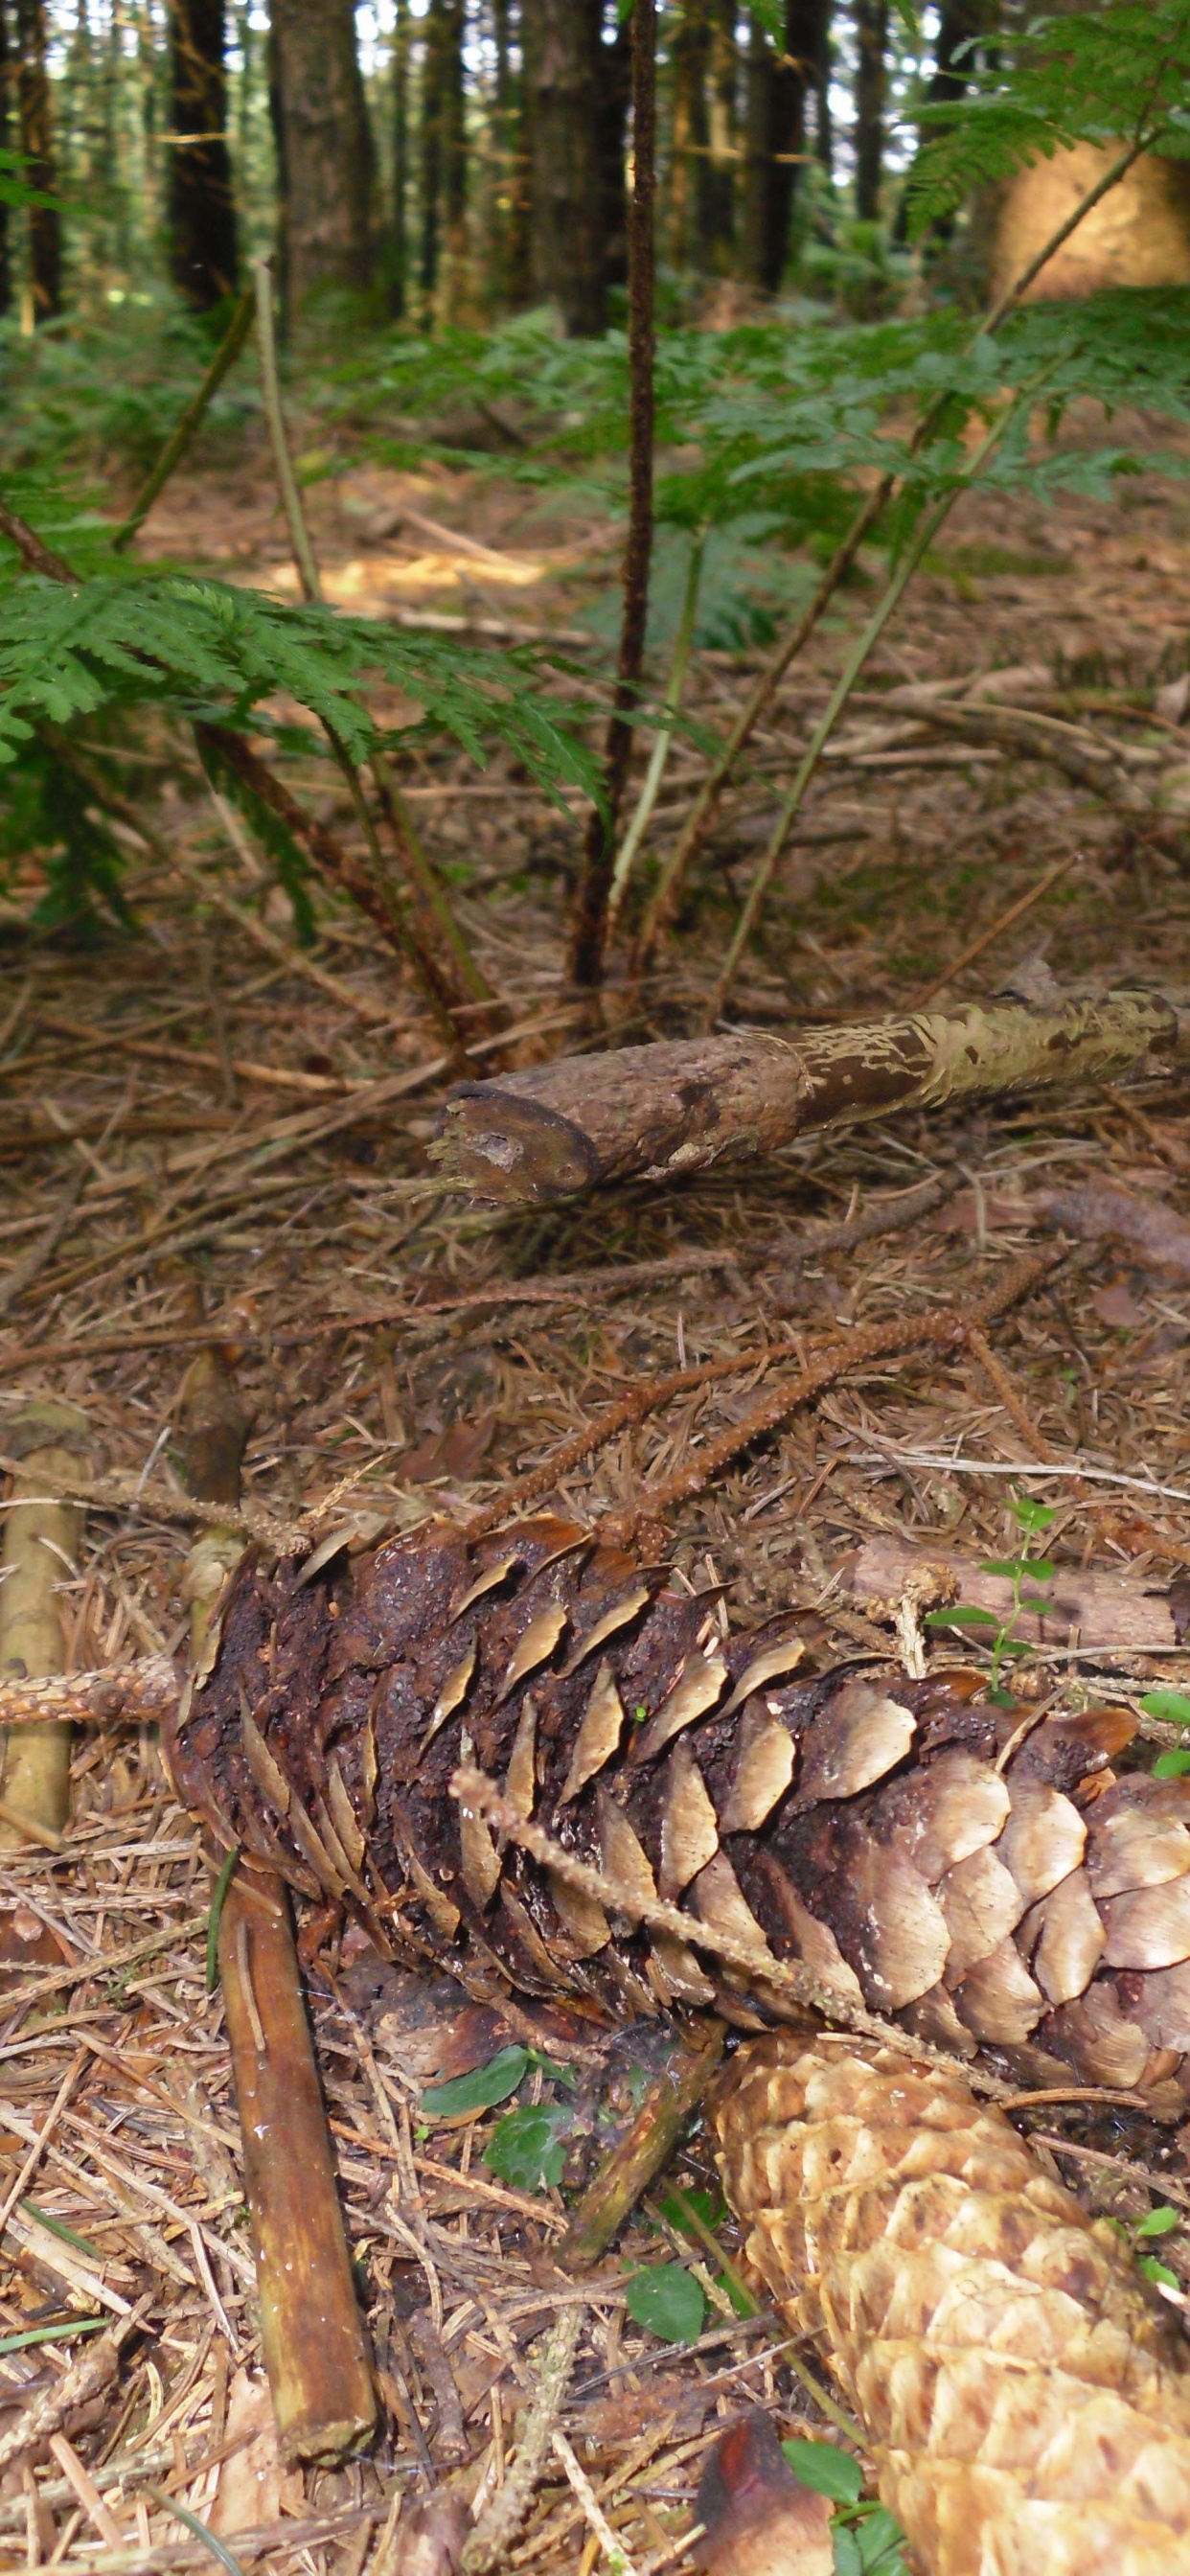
[4,400,1190,2574]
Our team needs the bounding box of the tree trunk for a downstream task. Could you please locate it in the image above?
[488,0,531,309]
[704,0,737,266]
[169,0,238,309]
[268,0,374,321]
[419,0,467,321]
[741,0,823,295]
[894,0,987,241]
[595,3,630,301]
[520,0,607,334]
[433,986,1184,1206]
[420,0,442,310]
[668,0,711,274]
[437,0,467,320]
[388,0,409,317]
[13,0,59,321]
[0,0,11,318]
[853,0,887,222]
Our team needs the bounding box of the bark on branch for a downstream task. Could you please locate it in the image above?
[433,986,1184,1207]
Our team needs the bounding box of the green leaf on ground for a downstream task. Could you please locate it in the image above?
[625,2264,706,2344]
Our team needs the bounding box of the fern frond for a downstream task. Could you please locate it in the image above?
[906,0,1190,234]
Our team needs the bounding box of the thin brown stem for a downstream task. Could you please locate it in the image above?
[111,284,256,554]
[566,0,656,988]
[632,119,1171,975]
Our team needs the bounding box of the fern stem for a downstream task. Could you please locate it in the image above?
[607,533,703,932]
[565,0,656,990]
[253,257,322,606]
[252,257,497,1044]
[708,377,1041,1024]
[633,114,1172,978]
[111,283,256,556]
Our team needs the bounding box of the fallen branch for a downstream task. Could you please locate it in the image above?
[172,1345,377,2467]
[434,986,1182,1207]
[848,1530,1189,1655]
[0,1402,100,1850]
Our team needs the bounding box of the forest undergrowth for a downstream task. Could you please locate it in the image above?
[4,299,1190,2573]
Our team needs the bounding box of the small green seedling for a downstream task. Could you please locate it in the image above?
[925,1494,1057,1703]
[782,2442,911,2576]
[1140,1690,1190,1778]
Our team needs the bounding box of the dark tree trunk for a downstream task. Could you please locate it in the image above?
[669,0,712,273]
[741,0,824,294]
[853,0,888,222]
[520,0,607,334]
[0,0,11,318]
[269,0,374,320]
[420,0,467,319]
[13,0,59,320]
[894,0,986,239]
[389,0,409,317]
[490,0,532,309]
[439,0,467,314]
[169,0,238,309]
[812,0,833,172]
[704,0,737,265]
[595,4,630,299]
[420,0,444,309]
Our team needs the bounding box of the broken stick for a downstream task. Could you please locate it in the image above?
[173,1344,377,2465]
[0,1401,99,1849]
[433,985,1183,1206]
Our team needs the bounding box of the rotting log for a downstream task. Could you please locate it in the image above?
[712,2035,1190,2576]
[432,986,1184,1206]
[0,1401,99,1848]
[172,1344,377,2466]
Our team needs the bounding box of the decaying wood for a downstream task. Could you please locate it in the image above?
[173,1344,377,2466]
[433,987,1184,1206]
[848,1531,1190,1654]
[0,1400,99,1848]
[712,2035,1190,2576]
[216,1864,378,2463]
[561,2021,726,2267]
[167,1507,1190,2107]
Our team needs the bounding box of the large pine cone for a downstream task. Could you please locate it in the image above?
[166,1513,1190,2104]
[713,2035,1190,2576]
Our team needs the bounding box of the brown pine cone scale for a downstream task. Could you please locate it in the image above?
[166,1513,1190,2104]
